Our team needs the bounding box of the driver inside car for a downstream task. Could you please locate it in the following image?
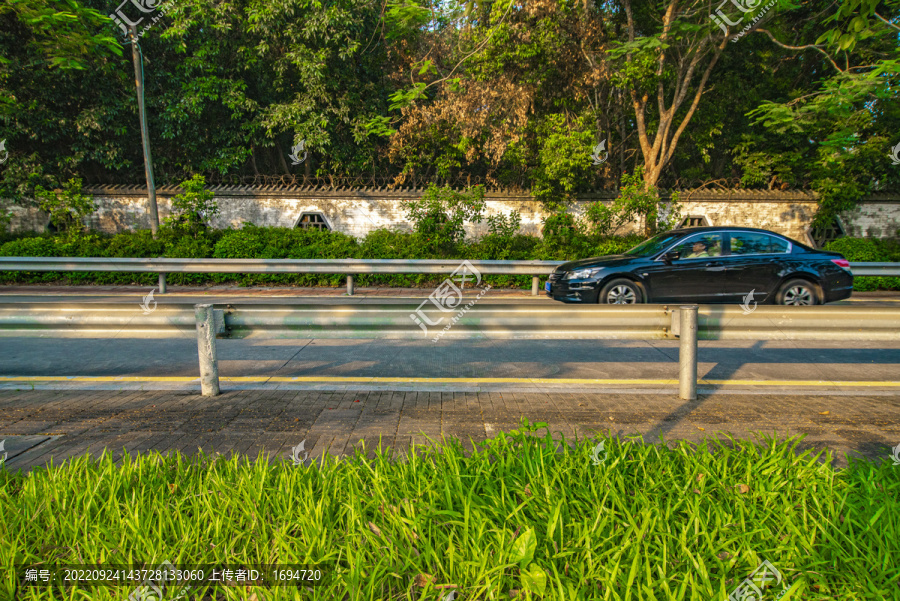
[684,240,710,259]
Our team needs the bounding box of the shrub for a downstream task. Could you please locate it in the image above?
[34,178,95,239]
[824,237,900,291]
[164,175,219,237]
[403,184,485,256]
[584,168,682,237]
[211,225,359,286]
[479,212,524,260]
[540,213,579,249]
[106,230,166,258]
[824,237,890,262]
[1,235,66,283]
[358,228,427,260]
[0,222,647,289]
[0,235,61,258]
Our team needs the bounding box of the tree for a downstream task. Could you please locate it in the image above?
[608,0,734,193]
[0,0,121,71]
[743,0,900,223]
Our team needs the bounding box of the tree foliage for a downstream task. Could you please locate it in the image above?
[0,0,897,225]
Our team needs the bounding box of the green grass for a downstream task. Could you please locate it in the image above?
[2,422,899,600]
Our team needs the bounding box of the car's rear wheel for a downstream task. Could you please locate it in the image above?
[599,279,642,304]
[776,279,818,306]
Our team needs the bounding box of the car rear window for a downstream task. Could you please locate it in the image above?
[729,232,790,255]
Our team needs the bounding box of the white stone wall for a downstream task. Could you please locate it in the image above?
[842,202,900,238]
[4,188,899,246]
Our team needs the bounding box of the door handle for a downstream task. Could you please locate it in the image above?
[705,262,726,272]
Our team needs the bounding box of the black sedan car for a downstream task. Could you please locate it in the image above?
[546,226,853,305]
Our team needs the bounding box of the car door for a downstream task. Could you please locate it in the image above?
[726,231,792,302]
[641,232,730,302]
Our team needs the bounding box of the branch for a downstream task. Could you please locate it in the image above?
[417,0,516,94]
[755,28,843,73]
[655,2,677,118]
[874,12,900,32]
[663,36,726,168]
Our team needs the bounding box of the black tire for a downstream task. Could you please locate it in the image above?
[776,278,819,306]
[599,278,643,304]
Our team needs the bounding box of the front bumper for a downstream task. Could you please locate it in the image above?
[545,274,601,303]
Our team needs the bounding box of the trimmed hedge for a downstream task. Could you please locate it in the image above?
[823,237,900,291]
[2,229,897,291]
[0,227,642,289]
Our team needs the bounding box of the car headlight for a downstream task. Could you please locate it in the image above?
[565,267,603,280]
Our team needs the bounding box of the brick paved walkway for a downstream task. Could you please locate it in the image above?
[1,390,898,471]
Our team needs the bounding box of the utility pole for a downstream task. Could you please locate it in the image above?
[129,25,160,237]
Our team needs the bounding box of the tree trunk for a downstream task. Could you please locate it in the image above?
[623,0,727,218]
[277,144,291,175]
[250,146,259,176]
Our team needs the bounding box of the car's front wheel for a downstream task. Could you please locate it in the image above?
[599,279,643,304]
[776,279,819,306]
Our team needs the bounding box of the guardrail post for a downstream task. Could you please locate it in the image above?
[679,305,698,401]
[347,275,355,296]
[158,273,167,294]
[194,304,220,397]
[532,276,540,296]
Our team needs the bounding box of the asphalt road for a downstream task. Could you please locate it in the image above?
[1,286,898,395]
[0,336,898,394]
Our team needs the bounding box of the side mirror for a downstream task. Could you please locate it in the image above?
[663,250,680,263]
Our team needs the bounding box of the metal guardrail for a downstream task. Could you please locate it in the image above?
[0,257,564,296]
[1,302,897,340]
[846,262,900,276]
[1,302,899,399]
[0,257,562,274]
[1,257,898,295]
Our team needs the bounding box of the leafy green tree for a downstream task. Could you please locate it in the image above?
[34,177,95,238]
[0,0,121,71]
[403,184,486,255]
[742,0,900,223]
[0,0,126,220]
[585,167,682,237]
[163,174,218,237]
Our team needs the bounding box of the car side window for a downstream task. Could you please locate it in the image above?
[730,232,790,255]
[670,233,724,260]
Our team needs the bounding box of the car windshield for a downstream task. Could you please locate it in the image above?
[624,233,686,257]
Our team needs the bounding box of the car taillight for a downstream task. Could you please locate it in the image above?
[831,258,850,269]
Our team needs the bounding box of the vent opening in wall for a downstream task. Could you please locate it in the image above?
[679,215,711,228]
[808,216,845,248]
[295,212,330,231]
